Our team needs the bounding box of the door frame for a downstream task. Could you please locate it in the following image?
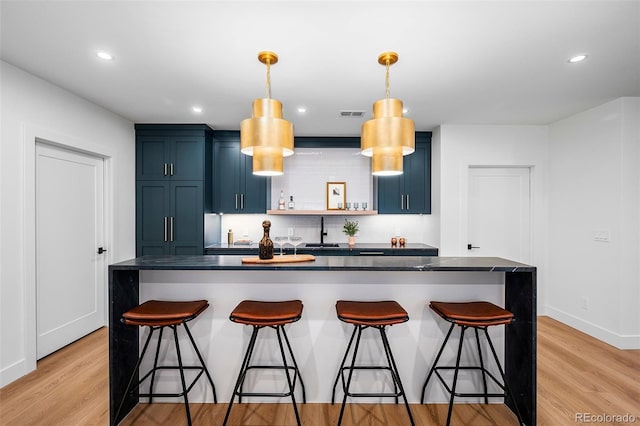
[23,123,115,373]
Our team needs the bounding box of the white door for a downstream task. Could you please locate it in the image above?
[36,142,106,358]
[467,167,531,264]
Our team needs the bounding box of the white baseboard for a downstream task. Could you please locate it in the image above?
[546,306,640,350]
[0,357,31,388]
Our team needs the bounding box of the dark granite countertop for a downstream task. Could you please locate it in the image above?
[110,255,534,272]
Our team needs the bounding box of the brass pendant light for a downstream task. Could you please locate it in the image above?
[240,51,294,176]
[361,52,415,176]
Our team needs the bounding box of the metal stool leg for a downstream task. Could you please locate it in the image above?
[483,328,525,426]
[474,327,489,404]
[337,325,363,426]
[281,324,307,403]
[148,326,164,404]
[172,325,192,426]
[379,326,399,404]
[112,327,155,426]
[276,325,302,426]
[223,326,260,426]
[331,325,358,404]
[379,326,415,426]
[421,322,455,403]
[183,321,217,403]
[446,326,466,426]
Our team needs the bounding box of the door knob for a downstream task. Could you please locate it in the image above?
[97,247,107,254]
[467,243,480,250]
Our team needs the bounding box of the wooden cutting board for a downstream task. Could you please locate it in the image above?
[241,254,315,264]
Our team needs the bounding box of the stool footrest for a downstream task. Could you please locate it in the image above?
[433,365,506,398]
[338,366,403,399]
[138,366,206,398]
[235,365,301,399]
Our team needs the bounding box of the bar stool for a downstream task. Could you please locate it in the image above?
[331,300,414,426]
[420,301,525,426]
[223,300,306,426]
[112,300,217,426]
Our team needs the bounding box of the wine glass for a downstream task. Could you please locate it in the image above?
[346,202,351,211]
[288,236,303,256]
[353,202,359,211]
[274,236,288,255]
[362,201,368,210]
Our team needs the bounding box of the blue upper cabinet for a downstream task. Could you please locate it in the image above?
[376,132,431,214]
[212,131,269,214]
[136,124,210,181]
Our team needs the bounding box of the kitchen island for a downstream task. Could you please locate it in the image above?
[109,255,535,425]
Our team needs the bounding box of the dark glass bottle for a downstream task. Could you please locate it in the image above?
[259,220,274,259]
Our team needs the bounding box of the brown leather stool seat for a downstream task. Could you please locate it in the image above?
[113,300,216,426]
[421,301,524,426]
[223,300,306,426]
[336,300,409,326]
[122,299,209,326]
[332,300,414,426]
[229,299,303,326]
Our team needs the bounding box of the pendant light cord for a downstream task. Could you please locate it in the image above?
[265,60,272,99]
[385,60,390,99]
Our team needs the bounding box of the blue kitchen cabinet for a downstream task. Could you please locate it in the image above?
[135,124,213,256]
[136,181,204,255]
[213,131,269,213]
[136,124,211,181]
[376,133,431,214]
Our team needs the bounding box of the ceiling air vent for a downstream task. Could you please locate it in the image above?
[339,110,366,118]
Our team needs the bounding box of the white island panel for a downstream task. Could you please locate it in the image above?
[139,270,505,404]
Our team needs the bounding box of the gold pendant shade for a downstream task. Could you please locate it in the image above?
[240,52,294,176]
[361,52,415,176]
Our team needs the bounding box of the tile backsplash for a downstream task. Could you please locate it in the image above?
[270,148,372,210]
[216,214,438,247]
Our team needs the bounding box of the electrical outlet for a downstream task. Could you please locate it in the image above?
[287,227,294,236]
[592,230,610,242]
[581,297,589,310]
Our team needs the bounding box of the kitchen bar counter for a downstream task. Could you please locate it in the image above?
[109,255,535,425]
[204,242,439,256]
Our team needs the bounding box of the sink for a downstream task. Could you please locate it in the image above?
[305,243,340,247]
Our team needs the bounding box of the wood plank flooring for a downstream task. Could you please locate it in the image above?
[0,316,638,425]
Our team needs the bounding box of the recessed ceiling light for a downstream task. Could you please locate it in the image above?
[568,54,587,63]
[192,106,203,113]
[96,51,113,61]
[297,107,307,113]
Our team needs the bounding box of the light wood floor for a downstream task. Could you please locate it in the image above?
[1,316,638,425]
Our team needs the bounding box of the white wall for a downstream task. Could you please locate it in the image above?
[437,125,549,313]
[547,97,640,349]
[0,61,136,386]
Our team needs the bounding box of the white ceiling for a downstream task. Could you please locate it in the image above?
[1,1,639,136]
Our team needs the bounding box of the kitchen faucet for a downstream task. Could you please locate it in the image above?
[320,216,328,244]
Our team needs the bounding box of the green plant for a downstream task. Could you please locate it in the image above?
[342,219,359,236]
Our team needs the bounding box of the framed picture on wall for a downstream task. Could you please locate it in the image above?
[326,182,346,210]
